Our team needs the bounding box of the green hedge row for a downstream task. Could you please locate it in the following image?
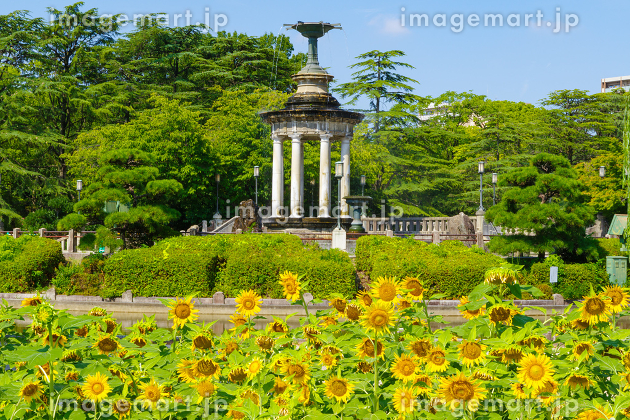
[355,236,505,299]
[98,234,356,299]
[0,236,65,292]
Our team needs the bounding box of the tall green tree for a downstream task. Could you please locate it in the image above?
[485,153,598,262]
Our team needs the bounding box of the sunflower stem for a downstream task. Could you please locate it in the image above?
[422,299,432,334]
[372,331,379,413]
[47,323,55,419]
[172,325,177,354]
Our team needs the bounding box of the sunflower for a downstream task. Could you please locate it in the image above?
[297,382,311,404]
[82,372,111,403]
[390,354,419,383]
[267,320,288,334]
[488,304,518,326]
[356,338,384,359]
[361,300,397,335]
[235,290,262,317]
[140,379,165,409]
[565,373,593,390]
[240,389,260,405]
[320,353,338,368]
[230,313,247,328]
[247,358,263,379]
[36,362,58,382]
[166,296,199,328]
[571,318,590,330]
[494,347,524,364]
[191,331,214,352]
[19,381,43,403]
[393,386,418,414]
[222,339,240,358]
[458,296,485,320]
[458,341,487,367]
[578,294,612,325]
[511,383,528,399]
[113,399,131,419]
[517,353,555,391]
[357,361,373,373]
[228,367,248,384]
[227,406,246,419]
[282,360,310,384]
[193,379,216,403]
[303,326,321,345]
[329,297,347,315]
[193,358,221,379]
[357,290,373,307]
[33,304,54,324]
[103,318,117,334]
[576,405,614,420]
[535,379,558,407]
[321,316,338,327]
[255,335,275,352]
[603,286,630,313]
[572,341,595,361]
[402,276,424,300]
[89,307,108,316]
[177,359,197,383]
[471,369,496,381]
[519,335,547,352]
[272,377,288,395]
[279,271,301,301]
[426,347,450,372]
[130,336,147,348]
[439,372,486,410]
[21,295,43,307]
[324,376,354,404]
[345,303,362,321]
[93,334,120,355]
[415,374,432,387]
[43,331,67,348]
[65,371,79,382]
[408,338,433,359]
[369,276,401,304]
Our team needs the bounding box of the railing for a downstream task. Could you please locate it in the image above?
[362,216,478,234]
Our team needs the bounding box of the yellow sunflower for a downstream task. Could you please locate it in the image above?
[535,379,558,407]
[488,304,519,326]
[247,357,263,379]
[92,334,120,355]
[329,297,347,315]
[517,353,555,391]
[345,303,362,321]
[357,361,373,373]
[282,360,310,384]
[228,367,248,384]
[240,389,260,405]
[42,331,67,348]
[139,379,165,409]
[19,381,43,403]
[255,335,275,352]
[402,276,424,300]
[408,338,433,359]
[193,358,221,379]
[393,386,418,414]
[356,290,373,307]
[439,372,486,410]
[324,376,354,404]
[458,340,487,367]
[267,320,289,335]
[356,338,384,359]
[571,318,591,330]
[279,271,301,301]
[578,294,612,325]
[113,399,131,419]
[565,374,593,390]
[21,295,43,307]
[572,341,595,361]
[193,379,216,403]
[235,290,262,317]
[82,372,111,403]
[603,286,630,313]
[272,377,288,395]
[360,300,397,335]
[369,276,401,304]
[166,296,199,328]
[426,347,450,372]
[495,347,524,364]
[177,359,197,383]
[391,353,419,383]
[519,335,547,352]
[320,353,338,368]
[576,404,613,420]
[511,383,528,399]
[191,331,214,352]
[458,296,486,320]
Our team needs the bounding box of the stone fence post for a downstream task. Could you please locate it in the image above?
[38,228,46,237]
[476,232,484,247]
[12,228,19,239]
[68,229,77,253]
[432,232,441,245]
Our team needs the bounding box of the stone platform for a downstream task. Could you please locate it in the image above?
[262,216,352,233]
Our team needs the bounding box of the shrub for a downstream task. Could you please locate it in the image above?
[596,237,627,257]
[53,254,108,296]
[0,236,64,292]
[357,236,504,298]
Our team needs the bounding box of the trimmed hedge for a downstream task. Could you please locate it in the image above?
[356,236,504,298]
[99,234,356,299]
[0,236,65,292]
[525,257,609,300]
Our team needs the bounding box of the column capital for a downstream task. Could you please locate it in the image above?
[341,136,351,144]
[289,133,302,142]
[319,132,333,141]
[271,133,284,143]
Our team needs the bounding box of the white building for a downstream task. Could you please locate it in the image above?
[601,76,630,93]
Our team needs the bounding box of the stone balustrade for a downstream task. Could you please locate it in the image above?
[361,217,478,234]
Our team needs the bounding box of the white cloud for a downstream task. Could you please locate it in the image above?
[368,14,410,36]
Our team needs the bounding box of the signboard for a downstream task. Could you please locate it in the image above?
[549,266,558,283]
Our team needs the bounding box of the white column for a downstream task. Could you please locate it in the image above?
[299,141,305,216]
[319,133,332,218]
[271,134,284,217]
[289,133,303,218]
[340,136,351,218]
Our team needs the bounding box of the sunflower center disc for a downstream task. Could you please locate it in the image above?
[464,344,481,359]
[175,304,191,318]
[452,382,474,400]
[380,285,396,301]
[528,364,544,380]
[402,362,415,375]
[332,380,347,396]
[244,300,255,310]
[92,383,103,393]
[586,298,605,314]
[373,314,387,326]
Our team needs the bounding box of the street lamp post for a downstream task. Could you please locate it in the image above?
[492,173,498,206]
[77,179,83,201]
[335,161,343,230]
[253,166,259,206]
[478,161,485,212]
[215,174,220,216]
[360,174,366,196]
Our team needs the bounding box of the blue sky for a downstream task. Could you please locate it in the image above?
[4,0,630,106]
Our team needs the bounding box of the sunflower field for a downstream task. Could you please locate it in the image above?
[1,273,630,419]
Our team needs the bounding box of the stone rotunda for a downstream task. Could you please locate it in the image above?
[260,22,364,232]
